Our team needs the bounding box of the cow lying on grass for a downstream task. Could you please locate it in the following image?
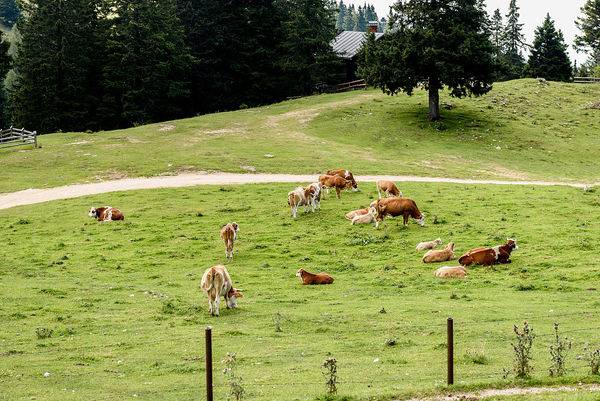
[220,223,239,261]
[200,265,243,316]
[88,206,124,222]
[376,180,402,198]
[434,266,467,279]
[352,210,375,225]
[296,269,334,285]
[319,175,354,199]
[345,208,369,221]
[422,242,455,263]
[416,238,442,251]
[458,239,518,266]
[370,198,425,228]
[326,169,358,190]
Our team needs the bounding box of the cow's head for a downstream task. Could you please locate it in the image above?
[415,213,425,226]
[434,238,443,246]
[296,269,306,281]
[506,238,518,251]
[88,207,98,218]
[343,178,354,190]
[227,287,243,308]
[446,242,455,256]
[231,222,239,233]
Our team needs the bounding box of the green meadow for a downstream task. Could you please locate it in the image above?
[1,79,600,193]
[1,182,599,400]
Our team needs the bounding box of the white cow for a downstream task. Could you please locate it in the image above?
[200,265,242,316]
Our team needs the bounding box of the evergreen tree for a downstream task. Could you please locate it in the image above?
[10,0,107,133]
[575,0,600,66]
[490,9,504,55]
[343,4,355,30]
[280,0,342,95]
[359,0,494,121]
[503,0,526,79]
[0,38,10,127]
[0,0,19,28]
[356,5,366,31]
[336,0,346,30]
[101,0,192,128]
[526,14,572,82]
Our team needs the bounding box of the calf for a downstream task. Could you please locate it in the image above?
[376,180,402,198]
[458,239,518,267]
[304,182,322,211]
[296,269,334,285]
[370,198,425,228]
[422,242,455,263]
[220,223,239,261]
[288,187,310,218]
[416,238,443,251]
[352,210,375,225]
[434,266,467,279]
[345,208,370,221]
[88,206,124,222]
[326,169,358,190]
[200,265,243,316]
[319,175,353,199]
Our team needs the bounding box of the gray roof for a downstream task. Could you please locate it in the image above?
[331,31,384,60]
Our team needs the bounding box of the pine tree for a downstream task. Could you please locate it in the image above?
[503,0,526,79]
[575,0,600,66]
[359,0,494,121]
[0,0,19,28]
[336,0,346,30]
[9,0,107,133]
[490,9,504,55]
[0,38,10,127]
[101,0,192,128]
[527,14,572,82]
[344,4,355,30]
[356,5,366,31]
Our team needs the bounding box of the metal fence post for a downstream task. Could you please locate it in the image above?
[206,326,213,401]
[447,317,454,385]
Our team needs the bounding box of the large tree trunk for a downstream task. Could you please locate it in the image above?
[428,77,441,121]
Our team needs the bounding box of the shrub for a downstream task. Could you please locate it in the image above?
[322,356,338,395]
[579,344,600,375]
[222,352,244,401]
[510,321,535,379]
[35,327,53,339]
[273,312,283,333]
[549,323,571,377]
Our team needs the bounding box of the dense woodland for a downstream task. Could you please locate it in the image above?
[0,0,598,132]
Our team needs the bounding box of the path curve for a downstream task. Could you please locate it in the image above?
[400,383,600,401]
[0,172,595,210]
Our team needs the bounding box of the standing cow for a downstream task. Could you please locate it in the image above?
[376,180,402,198]
[319,175,354,199]
[304,182,322,211]
[326,169,358,190]
[288,187,310,218]
[370,198,425,228]
[220,223,239,261]
[200,265,243,316]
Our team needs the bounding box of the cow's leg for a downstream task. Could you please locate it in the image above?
[403,213,409,226]
[377,187,382,199]
[214,297,220,316]
[336,188,341,199]
[208,299,214,315]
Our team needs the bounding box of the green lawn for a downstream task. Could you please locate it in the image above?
[485,389,600,401]
[1,79,600,193]
[1,182,599,400]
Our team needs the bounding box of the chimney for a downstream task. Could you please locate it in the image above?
[367,21,378,33]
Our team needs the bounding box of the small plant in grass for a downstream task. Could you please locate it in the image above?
[549,323,571,377]
[35,327,53,339]
[579,344,600,375]
[510,321,535,379]
[273,312,283,333]
[222,352,244,401]
[464,347,489,365]
[322,356,338,396]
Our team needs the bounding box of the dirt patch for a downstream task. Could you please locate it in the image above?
[158,124,176,132]
[98,170,129,181]
[68,140,92,146]
[477,165,532,181]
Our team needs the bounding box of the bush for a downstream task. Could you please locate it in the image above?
[322,356,338,395]
[579,344,600,375]
[510,321,535,379]
[222,352,244,401]
[549,323,571,377]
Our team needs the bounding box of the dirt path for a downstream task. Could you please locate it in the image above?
[0,172,595,210]
[401,384,600,401]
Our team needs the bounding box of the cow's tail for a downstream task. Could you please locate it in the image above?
[201,268,216,292]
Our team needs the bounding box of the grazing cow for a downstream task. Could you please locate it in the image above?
[220,223,239,261]
[304,182,322,211]
[434,266,467,279]
[326,169,358,190]
[296,269,334,285]
[200,265,243,316]
[345,208,370,221]
[370,198,425,228]
[352,210,375,225]
[88,206,124,222]
[288,187,310,218]
[458,239,518,267]
[416,238,443,252]
[377,180,402,199]
[319,175,354,199]
[422,242,455,263]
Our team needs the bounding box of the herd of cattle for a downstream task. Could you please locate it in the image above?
[87,169,518,316]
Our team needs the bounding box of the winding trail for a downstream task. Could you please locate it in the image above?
[0,172,595,210]
[400,384,600,401]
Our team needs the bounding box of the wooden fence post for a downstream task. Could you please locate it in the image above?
[447,317,454,385]
[205,326,213,401]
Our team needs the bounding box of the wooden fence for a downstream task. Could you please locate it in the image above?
[0,127,38,149]
[335,79,367,92]
[574,77,600,84]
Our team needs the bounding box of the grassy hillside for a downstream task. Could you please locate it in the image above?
[1,182,599,400]
[1,79,600,193]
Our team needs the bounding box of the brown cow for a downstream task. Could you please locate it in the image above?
[220,223,239,261]
[422,242,455,263]
[376,180,402,198]
[345,208,370,221]
[326,169,358,190]
[304,182,322,211]
[200,265,243,316]
[370,198,425,228]
[434,266,467,279]
[458,239,518,267]
[296,269,334,285]
[319,175,353,199]
[288,187,310,218]
[88,206,124,222]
